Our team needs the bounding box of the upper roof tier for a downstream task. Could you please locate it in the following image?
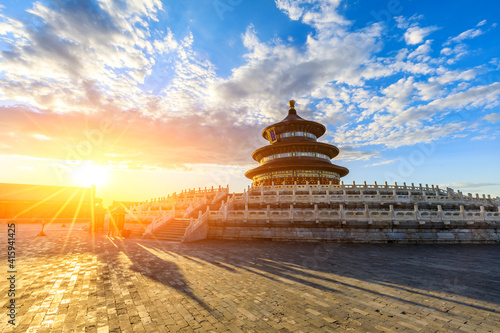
[262,100,326,142]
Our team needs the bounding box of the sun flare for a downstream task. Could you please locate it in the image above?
[72,164,109,187]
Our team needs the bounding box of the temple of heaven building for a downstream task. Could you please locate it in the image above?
[245,100,349,186]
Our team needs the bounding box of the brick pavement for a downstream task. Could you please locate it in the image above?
[1,223,499,332]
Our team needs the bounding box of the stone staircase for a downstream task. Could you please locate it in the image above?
[144,218,191,241]
[141,187,230,242]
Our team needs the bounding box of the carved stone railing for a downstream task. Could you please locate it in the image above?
[182,209,210,242]
[212,187,229,204]
[142,209,175,237]
[184,198,206,218]
[246,182,498,205]
[209,207,500,225]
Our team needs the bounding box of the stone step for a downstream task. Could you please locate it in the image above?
[146,217,191,241]
[147,236,183,242]
[147,229,184,233]
[152,229,186,235]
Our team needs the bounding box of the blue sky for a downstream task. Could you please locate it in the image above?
[0,0,499,203]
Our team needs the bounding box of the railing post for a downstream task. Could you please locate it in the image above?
[314,204,319,223]
[244,204,248,223]
[266,205,270,224]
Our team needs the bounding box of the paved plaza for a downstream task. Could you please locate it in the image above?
[1,223,499,332]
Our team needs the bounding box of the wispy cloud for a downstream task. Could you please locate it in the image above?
[441,182,500,189]
[364,159,399,167]
[396,16,439,45]
[483,113,500,123]
[0,0,498,172]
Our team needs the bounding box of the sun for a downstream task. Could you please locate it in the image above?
[72,163,109,187]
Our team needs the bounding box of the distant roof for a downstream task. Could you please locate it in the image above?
[0,183,94,202]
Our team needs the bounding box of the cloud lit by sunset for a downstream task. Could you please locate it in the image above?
[1,0,499,204]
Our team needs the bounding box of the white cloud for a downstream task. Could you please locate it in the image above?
[365,158,399,167]
[0,0,498,173]
[404,25,439,45]
[396,16,439,45]
[483,113,500,123]
[444,27,484,45]
[442,182,500,189]
[471,135,494,141]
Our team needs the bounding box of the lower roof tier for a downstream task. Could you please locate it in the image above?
[245,159,349,180]
[248,169,343,186]
[252,142,340,162]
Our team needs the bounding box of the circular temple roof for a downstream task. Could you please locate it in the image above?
[251,142,339,162]
[262,101,326,140]
[245,159,349,179]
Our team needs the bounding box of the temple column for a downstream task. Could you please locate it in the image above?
[290,204,294,224]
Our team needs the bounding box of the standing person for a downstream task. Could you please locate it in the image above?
[108,206,117,237]
[94,203,106,233]
[109,205,125,237]
[116,206,126,237]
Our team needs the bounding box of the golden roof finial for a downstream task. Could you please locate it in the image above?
[289,100,295,109]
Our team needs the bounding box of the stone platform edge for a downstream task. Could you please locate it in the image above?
[207,222,500,243]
